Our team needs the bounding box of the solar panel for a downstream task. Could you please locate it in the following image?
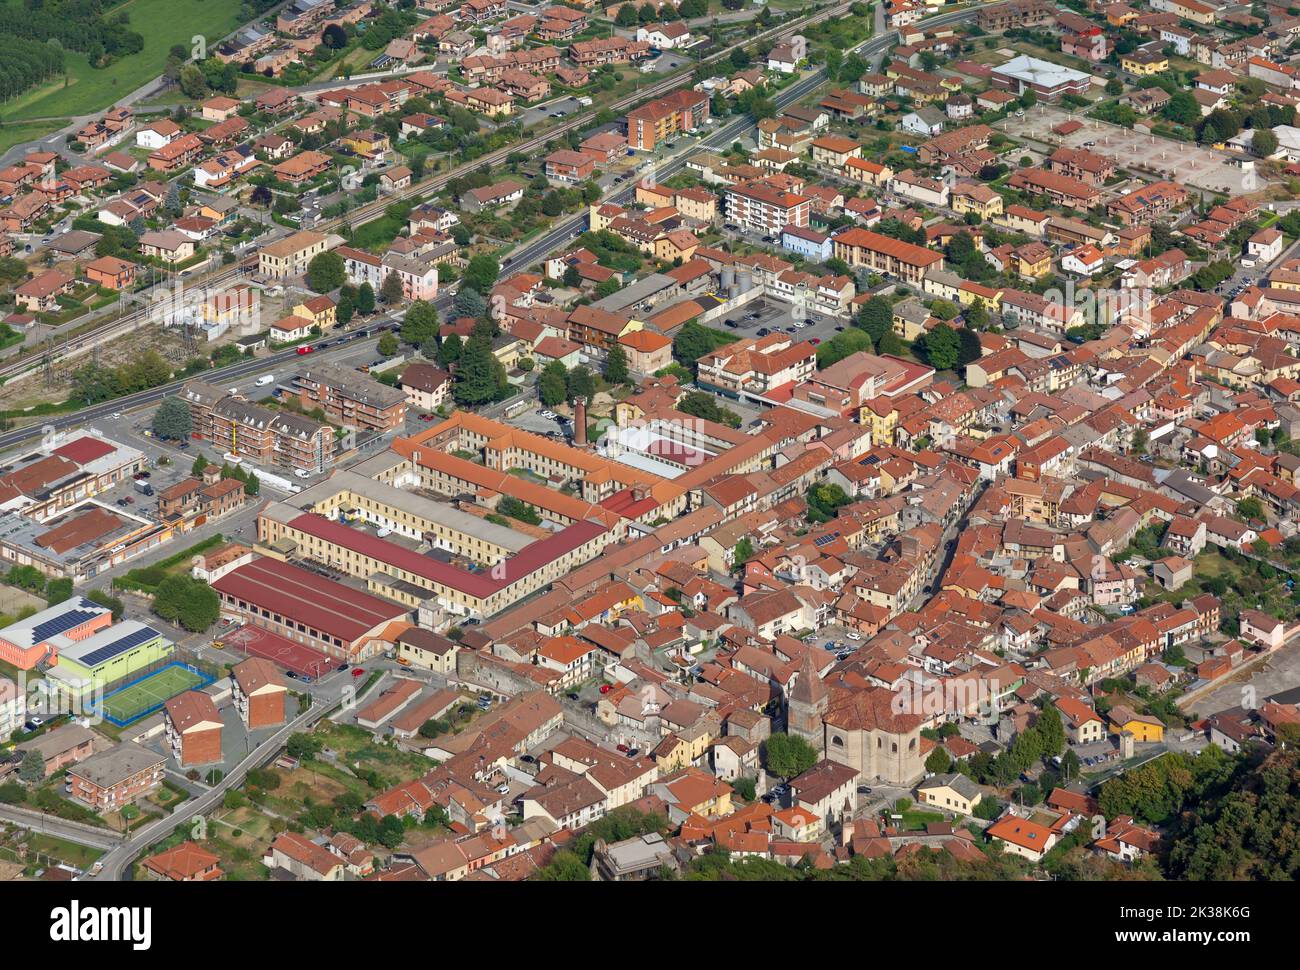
[76,625,161,669]
[31,605,102,643]
[813,532,840,548]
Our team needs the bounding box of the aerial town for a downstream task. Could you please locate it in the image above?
[0,0,1297,895]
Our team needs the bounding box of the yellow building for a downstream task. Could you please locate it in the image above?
[916,772,983,816]
[342,129,391,158]
[1013,246,1053,280]
[258,230,329,280]
[293,294,337,332]
[1121,52,1169,75]
[1109,705,1165,742]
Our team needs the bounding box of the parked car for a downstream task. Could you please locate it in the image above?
[351,667,365,678]
[599,683,612,694]
[616,743,629,753]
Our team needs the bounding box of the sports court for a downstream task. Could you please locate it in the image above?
[220,624,335,679]
[94,662,214,727]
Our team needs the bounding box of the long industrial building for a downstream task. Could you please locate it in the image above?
[211,555,410,661]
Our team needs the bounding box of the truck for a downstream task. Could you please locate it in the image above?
[256,374,274,386]
[134,479,154,496]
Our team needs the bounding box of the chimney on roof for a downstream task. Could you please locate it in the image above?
[574,397,588,447]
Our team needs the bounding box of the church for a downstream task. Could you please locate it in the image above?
[786,651,926,786]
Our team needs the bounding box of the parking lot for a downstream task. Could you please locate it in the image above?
[999,103,1258,194]
[715,297,849,347]
[519,95,586,130]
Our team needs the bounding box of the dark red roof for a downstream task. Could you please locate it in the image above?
[287,513,608,598]
[211,557,407,644]
[52,436,115,465]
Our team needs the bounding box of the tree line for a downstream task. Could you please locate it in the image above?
[0,37,64,102]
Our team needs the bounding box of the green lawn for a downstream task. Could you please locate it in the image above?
[0,120,67,155]
[1,0,246,123]
[27,834,104,871]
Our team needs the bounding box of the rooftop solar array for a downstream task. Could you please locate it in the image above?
[26,598,104,644]
[71,623,164,669]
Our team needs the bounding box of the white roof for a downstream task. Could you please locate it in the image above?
[994,54,1092,89]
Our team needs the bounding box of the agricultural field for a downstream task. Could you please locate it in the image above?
[1,0,246,124]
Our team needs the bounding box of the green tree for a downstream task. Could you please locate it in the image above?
[357,282,376,314]
[539,361,568,407]
[45,577,73,606]
[764,733,819,780]
[378,333,399,357]
[733,536,755,569]
[957,327,982,367]
[1163,90,1201,127]
[1253,128,1279,158]
[925,747,952,775]
[604,344,629,385]
[566,365,596,402]
[916,323,961,371]
[463,254,500,295]
[856,295,893,344]
[438,333,463,369]
[380,271,405,306]
[401,300,438,347]
[454,287,488,321]
[452,335,499,406]
[86,588,125,621]
[18,749,45,784]
[151,575,219,632]
[534,849,591,880]
[286,733,323,761]
[1237,497,1265,521]
[306,252,345,293]
[191,454,209,476]
[152,396,193,441]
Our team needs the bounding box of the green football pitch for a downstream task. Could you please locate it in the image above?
[100,665,207,723]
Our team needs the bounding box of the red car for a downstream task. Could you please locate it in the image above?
[809,337,821,346]
[616,744,629,753]
[296,345,315,355]
[351,667,365,678]
[599,684,612,694]
[419,413,434,421]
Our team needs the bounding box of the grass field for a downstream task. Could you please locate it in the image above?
[100,664,207,723]
[0,0,246,123]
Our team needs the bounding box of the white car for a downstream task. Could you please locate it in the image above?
[496,783,510,795]
[294,469,312,479]
[844,632,862,641]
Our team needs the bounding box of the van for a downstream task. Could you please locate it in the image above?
[256,374,274,386]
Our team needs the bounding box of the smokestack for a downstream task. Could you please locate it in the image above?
[574,397,588,447]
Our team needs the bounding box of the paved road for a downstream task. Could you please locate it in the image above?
[89,694,326,880]
[0,2,848,389]
[0,316,397,456]
[0,804,125,851]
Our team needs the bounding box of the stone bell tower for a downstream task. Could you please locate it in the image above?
[787,651,828,756]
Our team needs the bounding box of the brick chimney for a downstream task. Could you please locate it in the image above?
[574,397,587,447]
